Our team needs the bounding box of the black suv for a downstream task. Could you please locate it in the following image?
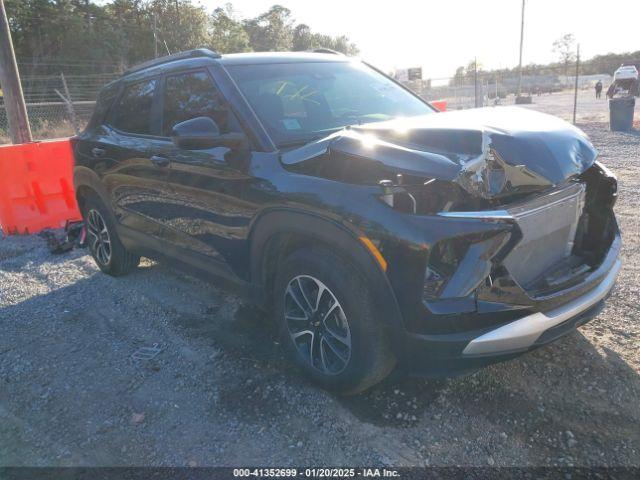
[73,49,621,394]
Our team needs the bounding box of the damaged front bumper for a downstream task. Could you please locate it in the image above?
[398,230,620,376]
[383,166,621,375]
[462,257,620,355]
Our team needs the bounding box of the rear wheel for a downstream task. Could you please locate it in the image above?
[274,246,395,394]
[82,196,139,276]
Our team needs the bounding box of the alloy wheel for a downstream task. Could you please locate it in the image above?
[283,275,352,375]
[86,208,112,266]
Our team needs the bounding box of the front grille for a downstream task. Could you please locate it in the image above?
[503,183,586,287]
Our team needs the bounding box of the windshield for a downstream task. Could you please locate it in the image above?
[226,61,434,147]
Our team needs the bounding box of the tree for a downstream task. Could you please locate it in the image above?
[147,0,210,56]
[328,35,358,56]
[209,3,251,53]
[552,33,576,77]
[291,23,357,55]
[243,5,293,51]
[467,59,482,75]
[292,23,313,51]
[450,65,466,85]
[3,0,360,76]
[448,49,640,86]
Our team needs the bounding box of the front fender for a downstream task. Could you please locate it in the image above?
[248,208,408,353]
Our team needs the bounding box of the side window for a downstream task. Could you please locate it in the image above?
[88,82,119,129]
[162,70,239,136]
[111,79,157,135]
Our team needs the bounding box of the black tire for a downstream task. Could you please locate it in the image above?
[274,246,396,395]
[82,195,140,276]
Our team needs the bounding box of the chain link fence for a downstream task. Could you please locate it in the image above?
[0,100,96,143]
[1,71,118,144]
[403,65,615,111]
[1,62,636,145]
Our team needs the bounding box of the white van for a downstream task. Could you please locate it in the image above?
[614,65,639,82]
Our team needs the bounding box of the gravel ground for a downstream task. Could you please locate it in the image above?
[1,98,639,467]
[518,89,640,125]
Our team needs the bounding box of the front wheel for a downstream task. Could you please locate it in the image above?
[274,246,396,394]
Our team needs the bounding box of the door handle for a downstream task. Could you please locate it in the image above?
[150,155,170,167]
[91,147,106,158]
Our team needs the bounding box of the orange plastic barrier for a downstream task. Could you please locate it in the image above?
[431,100,447,112]
[0,139,81,235]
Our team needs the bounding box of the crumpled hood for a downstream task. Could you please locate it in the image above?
[282,107,598,199]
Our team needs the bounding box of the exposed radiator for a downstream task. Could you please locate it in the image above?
[503,182,586,287]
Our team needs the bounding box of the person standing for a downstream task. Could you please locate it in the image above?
[595,80,603,98]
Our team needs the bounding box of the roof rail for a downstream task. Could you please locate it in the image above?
[123,49,221,76]
[311,48,343,55]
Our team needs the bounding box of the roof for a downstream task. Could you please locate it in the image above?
[111,50,353,86]
[123,48,221,76]
[219,51,351,66]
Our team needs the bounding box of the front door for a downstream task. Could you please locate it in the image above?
[151,69,258,280]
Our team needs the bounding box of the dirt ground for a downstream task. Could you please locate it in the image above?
[0,93,639,467]
[517,89,639,125]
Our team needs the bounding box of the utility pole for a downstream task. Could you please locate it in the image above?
[573,44,580,125]
[153,13,158,58]
[474,57,480,108]
[516,0,526,97]
[0,0,32,144]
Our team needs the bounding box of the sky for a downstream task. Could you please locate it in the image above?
[197,0,640,78]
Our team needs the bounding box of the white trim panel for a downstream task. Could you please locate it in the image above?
[463,260,621,355]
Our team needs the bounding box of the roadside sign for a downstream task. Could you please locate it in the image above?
[408,67,422,81]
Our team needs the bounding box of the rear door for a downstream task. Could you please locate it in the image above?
[100,77,174,241]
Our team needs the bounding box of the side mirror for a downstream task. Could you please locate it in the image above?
[171,116,247,150]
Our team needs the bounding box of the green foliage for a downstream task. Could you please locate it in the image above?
[243,5,293,52]
[209,3,251,54]
[4,0,359,76]
[292,24,358,55]
[449,60,483,85]
[580,51,640,76]
[451,51,640,82]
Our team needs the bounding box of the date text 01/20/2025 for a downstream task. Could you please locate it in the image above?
[232,468,400,477]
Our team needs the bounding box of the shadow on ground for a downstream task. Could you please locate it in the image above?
[1,245,638,465]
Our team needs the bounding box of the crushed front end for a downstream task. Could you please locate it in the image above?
[383,161,620,375]
[281,107,621,375]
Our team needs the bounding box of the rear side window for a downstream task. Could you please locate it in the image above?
[111,79,157,135]
[88,82,119,129]
[162,70,238,136]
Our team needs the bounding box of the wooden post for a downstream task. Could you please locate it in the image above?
[0,0,32,143]
[55,73,79,135]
